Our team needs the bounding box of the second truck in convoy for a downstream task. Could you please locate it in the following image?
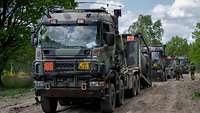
[31,7,152,113]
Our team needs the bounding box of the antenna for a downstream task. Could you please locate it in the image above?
[76,1,122,8]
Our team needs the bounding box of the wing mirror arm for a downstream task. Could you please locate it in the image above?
[31,33,38,47]
[31,26,39,47]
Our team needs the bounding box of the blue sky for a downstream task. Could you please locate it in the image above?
[77,0,174,13]
[123,0,174,13]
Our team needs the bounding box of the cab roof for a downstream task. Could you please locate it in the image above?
[41,9,114,24]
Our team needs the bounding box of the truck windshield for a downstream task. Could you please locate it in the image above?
[38,25,97,48]
[166,59,174,66]
[180,59,188,65]
[151,52,161,60]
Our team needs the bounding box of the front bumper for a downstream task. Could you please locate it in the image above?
[35,87,105,98]
[32,60,103,79]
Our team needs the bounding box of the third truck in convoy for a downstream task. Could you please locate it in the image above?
[149,45,167,81]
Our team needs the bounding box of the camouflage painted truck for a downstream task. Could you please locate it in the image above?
[142,45,167,81]
[165,56,176,79]
[31,7,152,113]
[176,56,189,74]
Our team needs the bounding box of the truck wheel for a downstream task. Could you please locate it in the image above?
[59,100,72,106]
[41,96,58,113]
[160,72,165,82]
[136,75,140,95]
[116,80,124,106]
[129,76,137,97]
[164,72,167,81]
[101,84,116,113]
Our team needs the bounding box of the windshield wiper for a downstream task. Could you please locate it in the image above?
[64,46,87,49]
[42,46,59,49]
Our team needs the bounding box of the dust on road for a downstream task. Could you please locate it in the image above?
[1,74,200,113]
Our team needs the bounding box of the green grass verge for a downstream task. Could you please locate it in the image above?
[192,91,200,100]
[0,88,32,97]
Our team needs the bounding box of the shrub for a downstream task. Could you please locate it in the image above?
[1,71,33,88]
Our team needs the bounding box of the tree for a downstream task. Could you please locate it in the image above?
[192,23,200,39]
[128,15,164,45]
[189,22,200,64]
[165,36,190,57]
[0,0,76,70]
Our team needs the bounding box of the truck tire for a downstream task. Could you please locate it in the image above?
[136,75,140,95]
[41,96,58,113]
[165,71,167,81]
[116,80,124,106]
[163,72,167,81]
[128,76,137,97]
[101,84,116,113]
[59,100,71,106]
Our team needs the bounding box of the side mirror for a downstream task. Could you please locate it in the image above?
[114,9,121,17]
[104,32,115,46]
[31,33,38,47]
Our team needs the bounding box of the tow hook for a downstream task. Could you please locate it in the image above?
[81,83,87,91]
[44,83,51,90]
[35,96,41,104]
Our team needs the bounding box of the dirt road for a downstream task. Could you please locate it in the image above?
[1,74,200,113]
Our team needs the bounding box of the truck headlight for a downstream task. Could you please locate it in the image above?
[33,61,43,75]
[34,81,45,87]
[91,64,98,72]
[90,81,105,87]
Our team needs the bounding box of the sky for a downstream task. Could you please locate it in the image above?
[76,0,200,43]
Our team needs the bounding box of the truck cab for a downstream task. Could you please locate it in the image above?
[149,45,167,81]
[176,56,189,74]
[165,56,176,79]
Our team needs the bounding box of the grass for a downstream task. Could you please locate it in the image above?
[192,91,200,100]
[0,88,32,97]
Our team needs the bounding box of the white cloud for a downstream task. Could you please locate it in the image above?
[151,0,200,43]
[162,22,193,42]
[152,4,169,18]
[119,10,138,33]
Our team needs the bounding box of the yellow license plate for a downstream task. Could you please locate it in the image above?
[79,62,90,70]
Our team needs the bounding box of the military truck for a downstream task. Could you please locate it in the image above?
[31,7,152,113]
[145,45,167,81]
[119,34,152,93]
[165,56,176,79]
[176,56,189,74]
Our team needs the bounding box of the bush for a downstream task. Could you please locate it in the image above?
[1,71,33,88]
[192,91,200,100]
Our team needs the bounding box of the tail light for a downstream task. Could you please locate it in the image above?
[44,62,54,72]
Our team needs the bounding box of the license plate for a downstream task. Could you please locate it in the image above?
[79,62,90,70]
